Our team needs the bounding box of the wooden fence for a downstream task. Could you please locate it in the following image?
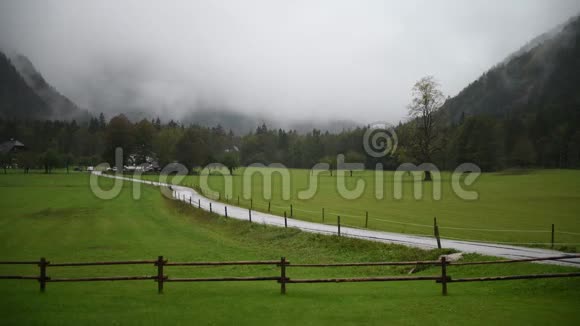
[1,255,579,295]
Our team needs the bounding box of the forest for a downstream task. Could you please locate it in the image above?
[1,105,578,174]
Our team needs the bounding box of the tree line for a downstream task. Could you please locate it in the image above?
[1,74,579,174]
[1,109,578,175]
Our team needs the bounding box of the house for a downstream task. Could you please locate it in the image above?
[0,139,27,170]
[0,139,26,155]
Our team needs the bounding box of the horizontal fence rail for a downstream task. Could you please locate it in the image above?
[165,260,281,266]
[166,276,281,282]
[447,255,580,266]
[49,260,158,267]
[287,260,442,267]
[286,276,442,284]
[437,272,580,283]
[1,255,579,295]
[0,275,39,280]
[49,276,157,282]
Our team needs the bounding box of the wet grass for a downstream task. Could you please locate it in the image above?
[133,168,580,250]
[0,173,579,325]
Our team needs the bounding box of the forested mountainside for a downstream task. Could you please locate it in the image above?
[422,15,580,169]
[9,54,88,121]
[0,51,88,121]
[443,15,580,123]
[0,51,52,120]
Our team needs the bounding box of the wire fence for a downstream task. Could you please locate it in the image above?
[104,174,580,247]
[186,189,580,247]
[173,193,580,250]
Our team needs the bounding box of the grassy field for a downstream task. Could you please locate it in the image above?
[0,172,579,325]
[136,168,580,249]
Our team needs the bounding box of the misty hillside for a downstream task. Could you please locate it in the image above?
[425,15,580,169]
[0,49,358,133]
[181,108,266,135]
[9,53,88,121]
[442,15,580,122]
[0,51,52,120]
[0,51,88,121]
[182,108,360,135]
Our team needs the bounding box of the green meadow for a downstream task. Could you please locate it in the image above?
[140,168,580,249]
[0,172,579,325]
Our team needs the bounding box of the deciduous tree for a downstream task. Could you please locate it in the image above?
[407,76,445,181]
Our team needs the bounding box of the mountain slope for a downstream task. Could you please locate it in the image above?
[9,53,88,121]
[0,51,53,120]
[442,15,580,122]
[181,107,360,135]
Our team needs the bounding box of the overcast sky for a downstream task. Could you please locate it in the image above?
[1,0,579,124]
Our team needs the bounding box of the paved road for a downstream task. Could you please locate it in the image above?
[97,172,580,268]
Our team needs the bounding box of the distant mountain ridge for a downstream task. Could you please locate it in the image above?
[0,50,88,121]
[9,53,88,121]
[0,51,52,120]
[501,16,570,64]
[442,14,580,122]
[181,108,360,134]
[2,14,579,134]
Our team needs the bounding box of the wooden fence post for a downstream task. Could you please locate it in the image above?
[39,257,48,292]
[434,217,442,249]
[198,199,201,209]
[290,204,293,217]
[210,202,213,213]
[322,208,325,223]
[249,209,252,222]
[268,201,271,212]
[440,256,447,296]
[280,257,287,294]
[225,206,228,218]
[237,195,240,205]
[365,211,369,228]
[551,224,555,249]
[338,216,341,237]
[189,197,192,205]
[157,255,165,294]
[284,211,288,228]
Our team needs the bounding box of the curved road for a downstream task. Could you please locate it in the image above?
[96,172,580,268]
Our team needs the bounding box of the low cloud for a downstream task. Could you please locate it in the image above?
[1,0,579,125]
